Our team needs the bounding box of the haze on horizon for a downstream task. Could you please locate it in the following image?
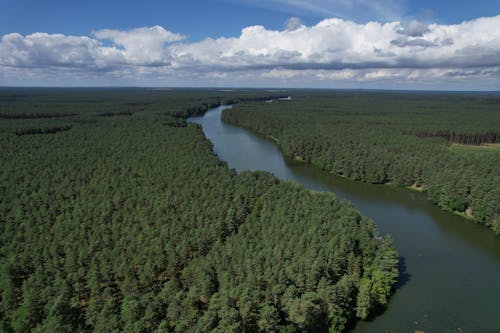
[0,0,499,90]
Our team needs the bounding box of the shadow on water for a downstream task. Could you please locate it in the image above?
[328,255,412,333]
[358,256,411,325]
[396,256,411,290]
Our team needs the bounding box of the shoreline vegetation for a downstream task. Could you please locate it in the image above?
[221,91,500,236]
[0,88,398,332]
[297,152,480,224]
[290,151,479,221]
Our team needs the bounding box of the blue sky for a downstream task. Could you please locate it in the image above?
[0,0,499,89]
[1,0,499,40]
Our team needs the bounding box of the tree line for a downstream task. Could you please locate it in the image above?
[403,130,498,145]
[222,91,500,235]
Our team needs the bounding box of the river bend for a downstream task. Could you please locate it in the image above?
[189,105,500,333]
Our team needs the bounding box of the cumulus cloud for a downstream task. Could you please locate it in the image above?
[93,26,184,65]
[285,17,304,31]
[397,20,430,37]
[0,32,119,69]
[0,26,184,70]
[1,15,500,87]
[167,15,500,71]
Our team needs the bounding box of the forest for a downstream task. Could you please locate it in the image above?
[222,91,500,235]
[0,88,398,332]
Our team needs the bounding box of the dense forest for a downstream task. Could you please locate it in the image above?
[0,89,398,332]
[222,91,500,235]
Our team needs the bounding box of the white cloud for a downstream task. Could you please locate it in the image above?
[93,26,185,65]
[0,26,184,70]
[397,20,430,37]
[0,32,119,69]
[285,17,304,31]
[168,15,500,70]
[1,16,500,88]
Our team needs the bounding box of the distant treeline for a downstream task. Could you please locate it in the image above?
[404,130,499,145]
[0,89,398,332]
[222,92,500,235]
[15,125,73,136]
[171,95,290,118]
[97,111,133,117]
[0,112,76,119]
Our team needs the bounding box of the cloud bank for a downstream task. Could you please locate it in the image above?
[1,15,500,88]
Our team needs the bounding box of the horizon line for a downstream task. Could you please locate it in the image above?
[0,86,499,93]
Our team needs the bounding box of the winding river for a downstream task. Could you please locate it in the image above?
[189,105,500,333]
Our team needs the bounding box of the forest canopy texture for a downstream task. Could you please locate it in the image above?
[222,91,500,235]
[0,89,398,332]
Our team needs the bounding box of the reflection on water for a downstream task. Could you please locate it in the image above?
[190,106,500,333]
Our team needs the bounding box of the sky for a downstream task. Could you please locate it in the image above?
[0,0,499,89]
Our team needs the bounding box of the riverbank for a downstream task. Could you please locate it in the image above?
[245,127,494,234]
[192,104,500,332]
[187,105,399,331]
[220,96,499,236]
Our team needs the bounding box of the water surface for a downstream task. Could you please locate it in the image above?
[190,106,500,333]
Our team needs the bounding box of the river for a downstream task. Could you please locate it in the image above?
[189,105,500,333]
